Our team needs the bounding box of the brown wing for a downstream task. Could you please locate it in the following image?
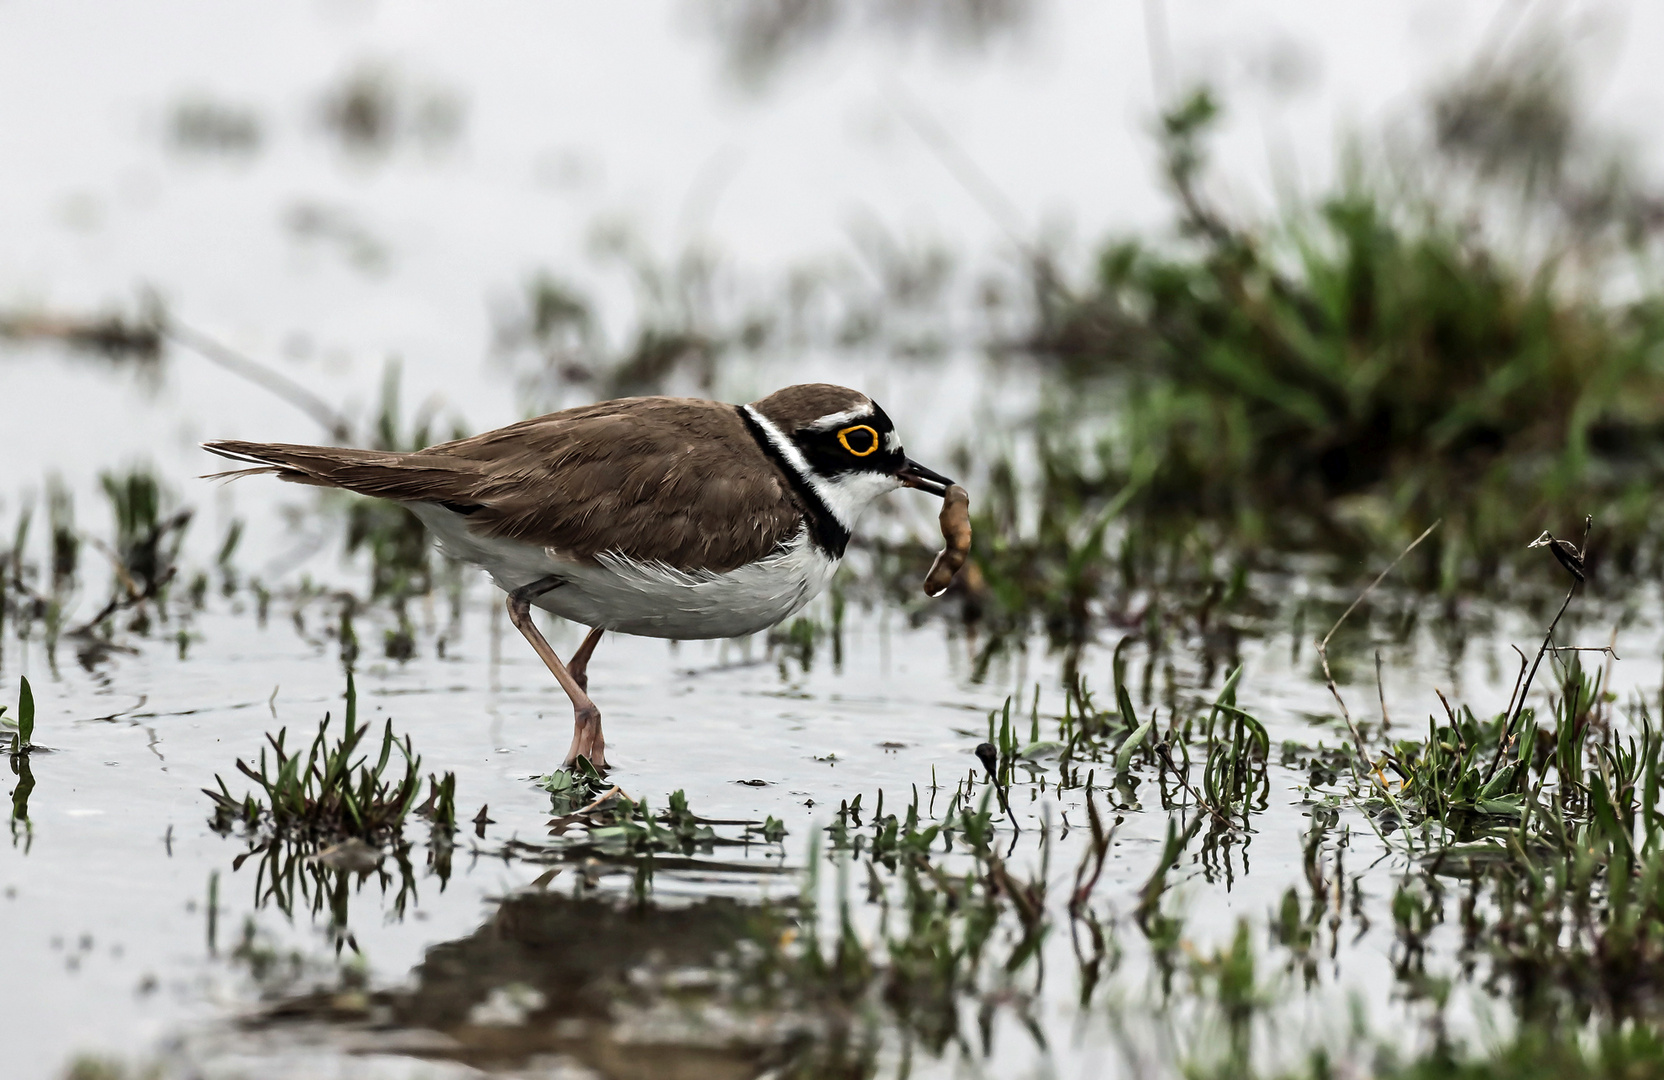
[204,396,805,574]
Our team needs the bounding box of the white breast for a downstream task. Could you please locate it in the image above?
[408,502,838,640]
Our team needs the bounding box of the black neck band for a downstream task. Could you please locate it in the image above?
[737,406,851,558]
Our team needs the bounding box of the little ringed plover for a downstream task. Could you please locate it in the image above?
[204,383,957,768]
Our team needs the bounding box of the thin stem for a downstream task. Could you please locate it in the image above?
[1481,578,1579,787]
[1317,520,1441,771]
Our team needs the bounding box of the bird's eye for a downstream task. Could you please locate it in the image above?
[837,424,879,457]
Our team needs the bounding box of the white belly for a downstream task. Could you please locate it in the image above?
[407,503,837,639]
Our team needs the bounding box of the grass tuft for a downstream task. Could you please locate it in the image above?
[205,673,454,849]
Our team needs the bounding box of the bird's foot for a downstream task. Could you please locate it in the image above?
[562,703,607,771]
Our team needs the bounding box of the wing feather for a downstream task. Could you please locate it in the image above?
[203,396,805,573]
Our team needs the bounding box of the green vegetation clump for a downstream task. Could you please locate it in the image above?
[1377,654,1664,1024]
[205,674,453,849]
[1371,1026,1664,1080]
[967,82,1664,640]
[202,674,460,949]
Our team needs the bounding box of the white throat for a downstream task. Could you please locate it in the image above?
[743,404,900,531]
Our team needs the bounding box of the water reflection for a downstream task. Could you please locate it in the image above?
[7,749,32,849]
[228,831,453,954]
[246,889,843,1080]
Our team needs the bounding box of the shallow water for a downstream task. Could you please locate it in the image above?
[2,592,1008,1076]
[5,561,1657,1077]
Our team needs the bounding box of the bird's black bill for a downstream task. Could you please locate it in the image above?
[898,458,954,497]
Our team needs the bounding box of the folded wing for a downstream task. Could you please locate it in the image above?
[203,397,804,574]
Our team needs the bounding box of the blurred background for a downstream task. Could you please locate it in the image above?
[8,1,1662,578]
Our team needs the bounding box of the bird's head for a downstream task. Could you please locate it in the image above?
[745,383,954,530]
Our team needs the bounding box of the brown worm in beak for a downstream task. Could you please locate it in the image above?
[923,484,971,597]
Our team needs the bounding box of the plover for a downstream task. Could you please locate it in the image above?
[205,383,956,768]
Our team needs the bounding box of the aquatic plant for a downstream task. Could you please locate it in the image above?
[1042,86,1664,576]
[953,66,1664,645]
[204,674,454,849]
[1,675,35,755]
[201,674,459,950]
[72,466,192,637]
[1370,1025,1664,1080]
[537,754,612,814]
[515,779,786,894]
[5,676,36,835]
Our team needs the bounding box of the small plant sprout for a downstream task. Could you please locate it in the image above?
[2,676,35,755]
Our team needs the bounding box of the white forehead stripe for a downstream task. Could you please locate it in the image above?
[744,404,856,530]
[885,430,903,452]
[805,405,873,431]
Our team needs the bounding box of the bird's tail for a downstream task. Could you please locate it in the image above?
[201,441,485,505]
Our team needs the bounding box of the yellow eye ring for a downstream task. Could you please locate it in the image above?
[837,424,880,457]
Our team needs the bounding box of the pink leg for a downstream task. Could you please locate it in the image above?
[506,584,606,770]
[566,626,606,694]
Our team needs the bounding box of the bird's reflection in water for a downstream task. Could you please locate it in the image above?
[242,888,871,1080]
